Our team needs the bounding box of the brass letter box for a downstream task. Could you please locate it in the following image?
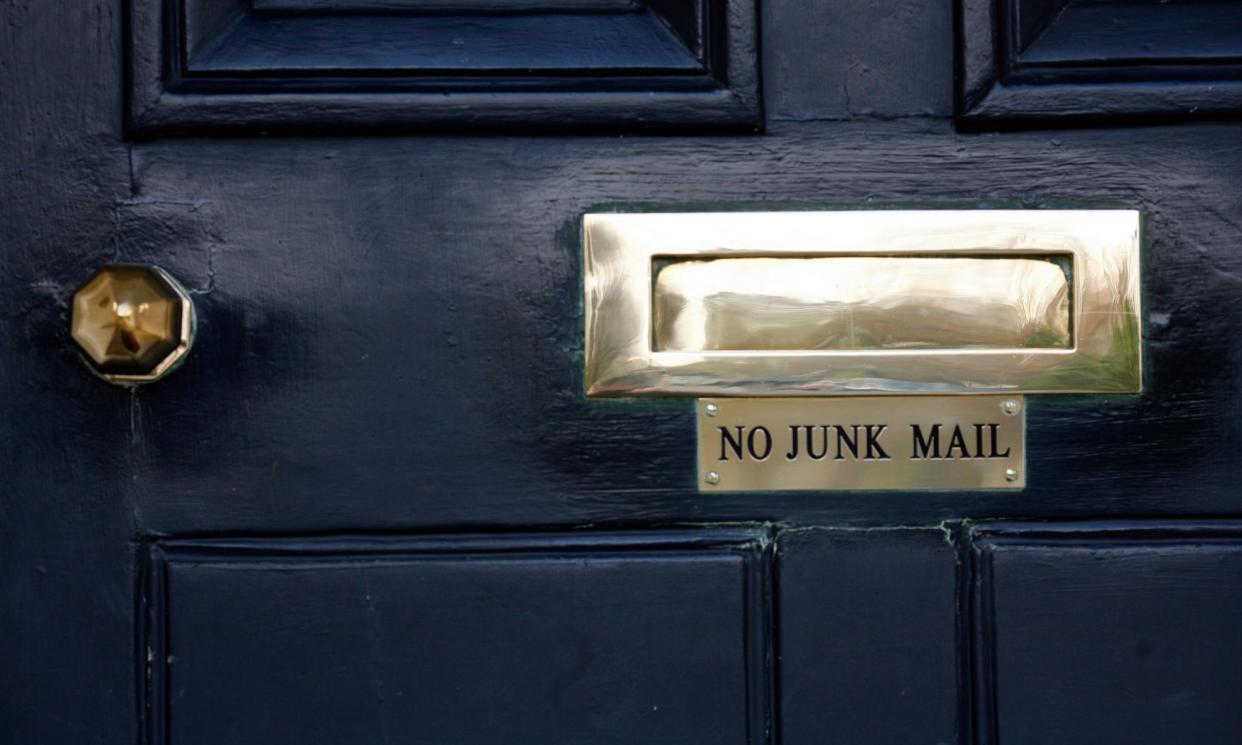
[583,210,1140,397]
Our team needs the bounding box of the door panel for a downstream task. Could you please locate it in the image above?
[145,531,772,745]
[128,0,761,130]
[960,0,1242,120]
[970,523,1242,745]
[777,527,959,745]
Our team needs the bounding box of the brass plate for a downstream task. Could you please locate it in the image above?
[697,396,1026,491]
[583,210,1141,396]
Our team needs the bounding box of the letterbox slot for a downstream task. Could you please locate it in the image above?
[651,255,1073,353]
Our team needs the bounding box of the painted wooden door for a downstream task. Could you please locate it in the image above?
[3,1,1241,744]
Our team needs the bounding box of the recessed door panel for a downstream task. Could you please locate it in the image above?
[144,532,773,745]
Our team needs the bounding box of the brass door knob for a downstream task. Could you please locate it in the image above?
[70,264,194,384]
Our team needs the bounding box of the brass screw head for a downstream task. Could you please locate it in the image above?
[70,265,194,384]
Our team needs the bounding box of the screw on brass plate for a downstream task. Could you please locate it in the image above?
[704,402,719,417]
[1001,399,1021,416]
[70,264,194,384]
[705,470,720,485]
[1004,468,1020,482]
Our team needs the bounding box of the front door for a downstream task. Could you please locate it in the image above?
[4,1,1241,743]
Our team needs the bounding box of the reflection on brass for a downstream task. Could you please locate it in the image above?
[655,257,1070,352]
[697,396,1026,491]
[70,264,194,383]
[583,210,1141,396]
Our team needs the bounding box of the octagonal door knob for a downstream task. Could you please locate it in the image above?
[70,264,195,384]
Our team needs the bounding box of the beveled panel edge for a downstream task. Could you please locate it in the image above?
[583,210,1142,397]
[127,0,762,133]
[139,528,775,745]
[955,0,1242,121]
[963,521,1242,745]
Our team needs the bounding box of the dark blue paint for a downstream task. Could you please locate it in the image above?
[144,530,773,745]
[2,0,1242,743]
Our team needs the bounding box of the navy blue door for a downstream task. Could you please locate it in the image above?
[3,1,1242,743]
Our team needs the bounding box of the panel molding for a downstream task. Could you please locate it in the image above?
[127,0,762,132]
[957,0,1242,122]
[966,521,1242,745]
[139,528,774,745]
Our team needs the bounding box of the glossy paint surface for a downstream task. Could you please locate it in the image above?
[3,1,1242,744]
